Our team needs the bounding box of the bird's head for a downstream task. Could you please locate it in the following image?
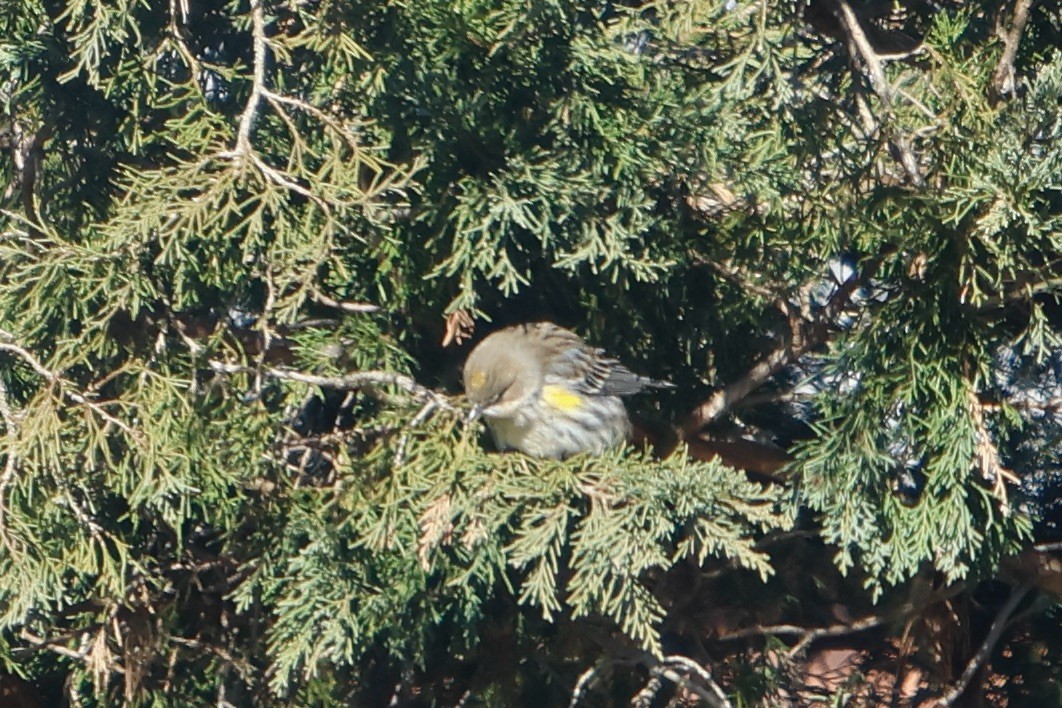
[463,330,541,419]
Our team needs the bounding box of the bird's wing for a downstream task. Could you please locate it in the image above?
[531,323,672,397]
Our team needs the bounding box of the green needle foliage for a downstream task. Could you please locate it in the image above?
[0,0,1059,704]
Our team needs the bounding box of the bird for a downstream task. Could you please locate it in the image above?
[462,322,671,459]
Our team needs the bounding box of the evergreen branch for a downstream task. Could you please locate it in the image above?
[681,258,880,435]
[309,289,380,313]
[831,0,925,187]
[19,629,126,676]
[234,0,268,158]
[991,0,1035,100]
[968,388,1020,515]
[0,339,139,439]
[939,583,1031,706]
[207,360,452,410]
[649,655,732,708]
[262,89,363,153]
[216,0,330,213]
[0,377,22,554]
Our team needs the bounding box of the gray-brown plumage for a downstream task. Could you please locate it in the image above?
[463,322,670,458]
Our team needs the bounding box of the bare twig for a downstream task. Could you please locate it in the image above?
[207,360,452,410]
[263,89,366,153]
[658,655,732,707]
[690,253,785,303]
[0,377,22,553]
[835,1,891,99]
[981,395,1062,415]
[977,273,1062,310]
[569,662,603,707]
[169,636,254,679]
[0,340,139,439]
[681,259,878,435]
[310,289,380,313]
[634,655,732,708]
[836,1,925,187]
[940,584,1031,706]
[7,122,44,229]
[969,389,1020,515]
[787,613,887,659]
[991,0,1035,100]
[19,629,126,675]
[234,0,268,157]
[393,400,441,466]
[716,582,968,659]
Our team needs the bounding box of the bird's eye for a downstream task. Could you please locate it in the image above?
[468,370,487,390]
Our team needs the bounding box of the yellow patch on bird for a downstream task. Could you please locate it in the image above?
[468,370,487,390]
[541,385,583,412]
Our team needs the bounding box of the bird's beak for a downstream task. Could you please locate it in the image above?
[466,404,483,424]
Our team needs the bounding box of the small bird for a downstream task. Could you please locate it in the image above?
[463,322,671,459]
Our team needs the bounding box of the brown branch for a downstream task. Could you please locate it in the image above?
[939,584,1031,706]
[980,395,1062,414]
[716,582,968,659]
[681,260,879,436]
[0,377,23,554]
[207,360,453,410]
[8,122,45,229]
[968,388,1020,515]
[690,252,786,304]
[19,629,126,675]
[976,272,1062,310]
[833,0,925,187]
[991,0,1035,101]
[310,289,380,313]
[233,0,267,157]
[0,339,139,439]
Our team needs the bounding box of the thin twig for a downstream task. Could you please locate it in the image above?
[263,89,364,152]
[0,377,22,553]
[681,259,879,435]
[19,629,126,675]
[234,0,267,157]
[787,613,886,659]
[0,341,139,439]
[977,273,1062,310]
[939,584,1031,706]
[310,289,380,313]
[835,1,890,98]
[659,655,732,708]
[569,662,603,707]
[393,400,440,466]
[636,657,731,708]
[991,0,1035,100]
[716,582,968,659]
[834,0,925,187]
[981,396,1062,415]
[969,388,1020,515]
[690,253,785,303]
[207,360,452,410]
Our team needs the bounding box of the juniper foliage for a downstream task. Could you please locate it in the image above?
[0,0,1059,704]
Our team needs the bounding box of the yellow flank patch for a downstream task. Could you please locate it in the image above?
[468,370,487,390]
[541,385,583,412]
